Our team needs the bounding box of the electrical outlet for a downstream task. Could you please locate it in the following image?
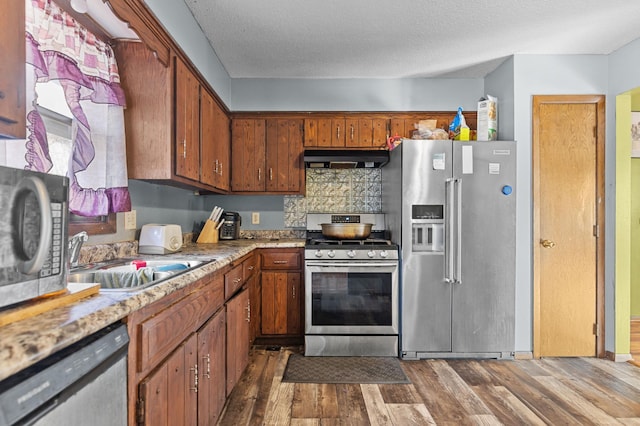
[124,210,136,230]
[252,212,260,225]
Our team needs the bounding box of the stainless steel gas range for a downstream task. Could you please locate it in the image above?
[304,213,399,357]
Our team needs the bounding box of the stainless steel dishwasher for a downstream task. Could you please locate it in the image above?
[0,323,129,426]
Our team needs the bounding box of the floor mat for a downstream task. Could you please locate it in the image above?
[282,354,410,384]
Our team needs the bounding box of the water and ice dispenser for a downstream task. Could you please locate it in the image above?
[411,204,444,252]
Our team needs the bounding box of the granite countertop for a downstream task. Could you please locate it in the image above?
[0,239,305,382]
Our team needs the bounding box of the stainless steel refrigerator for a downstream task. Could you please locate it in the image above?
[382,139,516,359]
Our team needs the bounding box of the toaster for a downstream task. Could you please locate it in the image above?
[138,224,183,254]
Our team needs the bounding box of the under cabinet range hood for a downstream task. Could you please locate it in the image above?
[304,150,390,169]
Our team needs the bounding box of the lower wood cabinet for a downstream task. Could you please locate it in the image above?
[225,287,250,396]
[259,248,304,339]
[197,309,226,426]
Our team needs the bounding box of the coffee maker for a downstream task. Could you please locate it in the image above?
[219,211,241,240]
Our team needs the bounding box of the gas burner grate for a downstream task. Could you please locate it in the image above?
[307,238,393,246]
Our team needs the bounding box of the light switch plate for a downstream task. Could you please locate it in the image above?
[252,212,260,224]
[124,210,136,230]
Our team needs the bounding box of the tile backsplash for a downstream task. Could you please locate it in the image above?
[284,168,382,228]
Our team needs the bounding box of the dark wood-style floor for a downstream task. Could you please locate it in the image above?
[218,346,640,425]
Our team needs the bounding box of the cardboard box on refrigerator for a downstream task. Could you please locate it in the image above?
[477,95,498,141]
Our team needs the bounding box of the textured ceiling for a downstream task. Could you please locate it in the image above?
[182,0,640,79]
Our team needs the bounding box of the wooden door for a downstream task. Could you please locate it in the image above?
[231,119,265,191]
[139,333,198,426]
[212,99,230,191]
[200,89,216,187]
[261,271,302,336]
[174,57,200,181]
[265,119,303,193]
[225,288,250,395]
[197,309,226,426]
[0,0,25,138]
[533,95,605,358]
[345,118,359,146]
[331,118,346,147]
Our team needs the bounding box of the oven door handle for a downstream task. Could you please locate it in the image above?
[305,261,397,268]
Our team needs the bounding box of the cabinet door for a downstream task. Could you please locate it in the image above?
[345,118,359,147]
[0,0,25,138]
[200,89,217,187]
[225,288,250,396]
[389,118,406,139]
[213,101,231,191]
[261,271,302,336]
[231,119,266,191]
[265,119,303,193]
[175,57,200,181]
[372,118,388,148]
[331,118,346,147]
[197,309,226,426]
[357,119,373,147]
[139,333,198,426]
[248,272,261,344]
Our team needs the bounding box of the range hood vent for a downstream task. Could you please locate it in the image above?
[304,150,390,169]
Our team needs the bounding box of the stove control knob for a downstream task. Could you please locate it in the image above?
[327,250,336,258]
[380,250,389,258]
[367,250,376,258]
[314,250,323,258]
[347,250,356,258]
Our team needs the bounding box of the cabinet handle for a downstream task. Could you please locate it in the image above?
[272,260,288,264]
[336,124,340,140]
[202,354,211,379]
[258,168,261,181]
[219,162,223,176]
[269,168,273,181]
[234,277,242,284]
[214,159,219,174]
[245,300,251,322]
[292,285,296,299]
[350,124,354,141]
[183,139,187,159]
[248,265,254,271]
[190,364,199,392]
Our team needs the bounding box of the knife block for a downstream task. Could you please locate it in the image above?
[197,219,219,244]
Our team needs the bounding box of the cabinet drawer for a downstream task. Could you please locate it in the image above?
[225,263,244,298]
[137,291,208,373]
[261,251,301,270]
[243,254,258,281]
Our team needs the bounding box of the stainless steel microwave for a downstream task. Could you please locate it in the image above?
[0,165,69,308]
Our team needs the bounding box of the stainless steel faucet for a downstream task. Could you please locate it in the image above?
[68,231,89,268]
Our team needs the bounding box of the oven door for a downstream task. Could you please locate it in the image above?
[305,261,398,335]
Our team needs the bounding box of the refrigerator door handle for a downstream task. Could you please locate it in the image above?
[445,178,455,284]
[454,178,462,284]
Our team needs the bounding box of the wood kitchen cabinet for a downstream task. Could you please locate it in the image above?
[201,89,231,191]
[114,41,231,194]
[174,56,200,182]
[0,0,25,139]
[127,270,228,425]
[225,287,250,396]
[304,116,387,148]
[259,248,304,339]
[231,118,304,194]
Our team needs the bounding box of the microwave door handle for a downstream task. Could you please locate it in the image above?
[455,178,462,284]
[444,178,454,284]
[15,177,53,275]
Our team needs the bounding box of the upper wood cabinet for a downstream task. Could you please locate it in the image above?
[231,118,303,194]
[0,0,25,139]
[114,42,231,193]
[201,90,231,191]
[304,116,387,149]
[174,56,200,182]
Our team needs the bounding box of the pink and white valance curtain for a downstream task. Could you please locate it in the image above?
[22,0,131,216]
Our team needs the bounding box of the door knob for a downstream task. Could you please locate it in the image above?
[540,239,556,248]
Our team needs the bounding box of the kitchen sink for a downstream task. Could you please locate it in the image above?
[68,259,209,291]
